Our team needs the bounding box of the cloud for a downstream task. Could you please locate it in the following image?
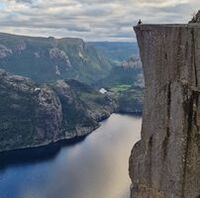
[16,0,33,3]
[0,0,199,41]
[6,0,34,4]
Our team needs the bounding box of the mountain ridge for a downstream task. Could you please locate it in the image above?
[0,69,116,152]
[0,32,112,84]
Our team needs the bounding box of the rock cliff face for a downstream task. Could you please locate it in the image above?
[0,33,112,84]
[0,70,98,152]
[129,24,200,198]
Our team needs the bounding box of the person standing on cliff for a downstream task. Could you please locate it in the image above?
[137,19,142,25]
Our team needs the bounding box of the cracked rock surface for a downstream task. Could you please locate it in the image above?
[129,24,200,198]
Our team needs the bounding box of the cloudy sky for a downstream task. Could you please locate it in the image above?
[0,0,199,41]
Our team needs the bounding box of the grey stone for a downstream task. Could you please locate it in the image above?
[129,24,200,198]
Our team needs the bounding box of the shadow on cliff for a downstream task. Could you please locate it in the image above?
[0,136,87,171]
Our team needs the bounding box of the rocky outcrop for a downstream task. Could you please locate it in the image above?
[0,69,62,151]
[189,10,200,23]
[49,48,72,68]
[0,44,12,58]
[129,24,200,198]
[0,70,99,152]
[65,79,117,121]
[52,80,98,135]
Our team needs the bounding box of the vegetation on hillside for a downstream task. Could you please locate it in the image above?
[0,33,112,84]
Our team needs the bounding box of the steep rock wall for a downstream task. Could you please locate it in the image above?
[129,24,200,198]
[0,70,98,152]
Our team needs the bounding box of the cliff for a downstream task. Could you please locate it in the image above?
[0,67,141,153]
[129,24,200,198]
[0,33,112,84]
[0,70,111,152]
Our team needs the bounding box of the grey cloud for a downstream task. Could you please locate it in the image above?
[16,0,33,3]
[0,0,200,41]
[7,0,34,3]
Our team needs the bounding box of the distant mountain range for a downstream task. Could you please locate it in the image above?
[0,32,141,86]
[94,57,143,88]
[0,33,112,84]
[89,42,139,64]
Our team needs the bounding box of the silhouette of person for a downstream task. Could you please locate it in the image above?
[137,19,142,25]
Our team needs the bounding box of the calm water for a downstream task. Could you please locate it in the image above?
[0,114,141,198]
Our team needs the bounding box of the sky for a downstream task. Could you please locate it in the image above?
[0,0,200,41]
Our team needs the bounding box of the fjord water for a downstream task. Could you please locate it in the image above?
[0,114,141,198]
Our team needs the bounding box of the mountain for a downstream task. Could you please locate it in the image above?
[110,85,143,114]
[0,33,142,87]
[0,33,112,84]
[94,56,144,114]
[0,33,144,152]
[0,68,143,152]
[0,70,118,152]
[89,42,139,64]
[94,57,144,88]
[64,79,117,121]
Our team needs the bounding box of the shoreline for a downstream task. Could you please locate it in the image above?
[0,112,142,159]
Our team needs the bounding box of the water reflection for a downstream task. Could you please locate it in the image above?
[0,137,86,171]
[0,114,141,198]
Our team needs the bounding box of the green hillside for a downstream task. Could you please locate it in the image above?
[89,42,139,64]
[0,33,112,84]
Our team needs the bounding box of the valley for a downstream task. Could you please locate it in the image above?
[0,33,143,153]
